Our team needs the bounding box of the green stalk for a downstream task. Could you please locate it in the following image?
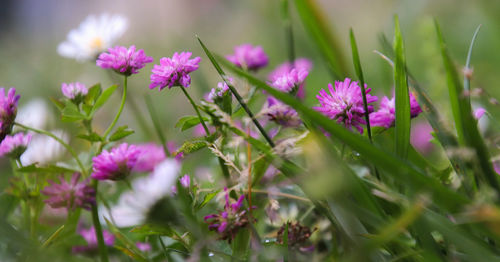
[145,94,170,157]
[14,122,86,176]
[103,76,128,139]
[180,86,210,135]
[91,180,109,262]
[282,0,295,65]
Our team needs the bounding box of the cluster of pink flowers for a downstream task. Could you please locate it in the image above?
[370,92,422,128]
[91,143,140,180]
[41,173,95,211]
[270,69,309,95]
[207,78,233,102]
[204,188,253,242]
[61,82,88,101]
[0,132,31,158]
[226,44,268,71]
[149,52,201,90]
[314,78,377,134]
[96,45,153,76]
[0,87,20,141]
[72,226,115,253]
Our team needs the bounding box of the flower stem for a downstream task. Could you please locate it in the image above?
[13,122,87,176]
[91,180,109,262]
[145,94,170,157]
[103,76,128,139]
[180,86,209,135]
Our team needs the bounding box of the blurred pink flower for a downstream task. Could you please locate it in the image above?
[269,58,312,99]
[91,143,140,181]
[136,242,151,252]
[0,87,20,141]
[370,92,422,128]
[226,44,268,71]
[410,122,434,155]
[97,45,153,76]
[133,143,166,172]
[72,226,115,253]
[61,82,88,100]
[41,173,95,211]
[149,52,201,90]
[0,132,31,158]
[474,107,486,120]
[180,174,190,188]
[270,69,309,94]
[265,96,301,128]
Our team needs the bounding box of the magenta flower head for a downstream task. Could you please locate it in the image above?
[97,45,153,76]
[410,122,434,155]
[61,82,88,101]
[133,143,166,172]
[370,92,422,128]
[149,52,201,90]
[91,143,140,181]
[204,188,254,243]
[179,174,190,188]
[41,173,95,211]
[72,226,115,253]
[269,58,312,99]
[136,242,151,252]
[270,69,309,95]
[0,88,20,141]
[0,132,31,158]
[265,96,301,128]
[207,77,234,102]
[226,44,268,71]
[313,78,377,134]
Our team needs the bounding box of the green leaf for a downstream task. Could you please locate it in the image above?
[210,46,467,211]
[84,83,102,106]
[77,132,103,142]
[130,223,175,236]
[104,218,147,262]
[49,97,65,111]
[231,228,250,260]
[175,140,208,155]
[90,84,118,116]
[293,0,348,79]
[109,125,135,141]
[393,16,411,159]
[195,190,220,211]
[175,115,210,131]
[17,164,79,174]
[435,21,500,195]
[61,101,85,122]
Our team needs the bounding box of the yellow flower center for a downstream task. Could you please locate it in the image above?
[89,37,103,49]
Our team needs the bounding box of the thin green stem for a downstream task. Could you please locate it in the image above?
[145,94,170,157]
[180,85,209,135]
[103,76,128,139]
[91,180,109,262]
[282,0,295,65]
[14,122,86,176]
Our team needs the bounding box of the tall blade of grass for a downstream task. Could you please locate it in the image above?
[212,51,468,211]
[282,0,295,64]
[435,21,500,197]
[393,16,411,159]
[293,0,349,79]
[464,25,482,95]
[349,28,373,142]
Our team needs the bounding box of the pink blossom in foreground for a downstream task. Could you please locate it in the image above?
[370,92,422,128]
[61,82,88,100]
[0,132,31,158]
[72,226,115,253]
[270,69,309,94]
[410,122,434,155]
[149,52,201,90]
[0,87,20,141]
[269,58,313,99]
[204,188,254,243]
[226,44,268,71]
[91,143,140,181]
[313,78,377,134]
[265,96,301,128]
[41,173,95,211]
[97,45,153,76]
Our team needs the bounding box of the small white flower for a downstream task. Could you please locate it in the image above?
[20,130,68,166]
[100,159,180,227]
[57,14,128,62]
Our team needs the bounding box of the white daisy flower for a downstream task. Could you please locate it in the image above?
[57,14,128,62]
[100,159,180,227]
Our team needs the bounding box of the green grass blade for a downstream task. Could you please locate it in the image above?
[293,0,349,78]
[393,16,411,159]
[214,52,468,211]
[349,28,373,142]
[282,0,295,64]
[435,21,500,196]
[464,25,482,94]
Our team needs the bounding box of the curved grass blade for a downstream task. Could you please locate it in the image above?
[293,0,349,79]
[435,21,500,197]
[464,25,482,94]
[393,16,411,159]
[214,51,468,211]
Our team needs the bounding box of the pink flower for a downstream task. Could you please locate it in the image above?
[136,242,151,252]
[133,143,166,172]
[265,96,301,128]
[91,143,140,180]
[370,92,422,128]
[269,58,312,99]
[270,69,309,94]
[0,132,31,158]
[207,77,233,102]
[226,44,268,71]
[72,226,115,253]
[180,174,190,188]
[97,45,153,76]
[494,161,500,175]
[41,173,95,211]
[149,52,201,90]
[0,87,20,141]
[61,82,88,100]
[313,78,377,134]
[474,107,486,120]
[410,122,434,155]
[204,188,253,242]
